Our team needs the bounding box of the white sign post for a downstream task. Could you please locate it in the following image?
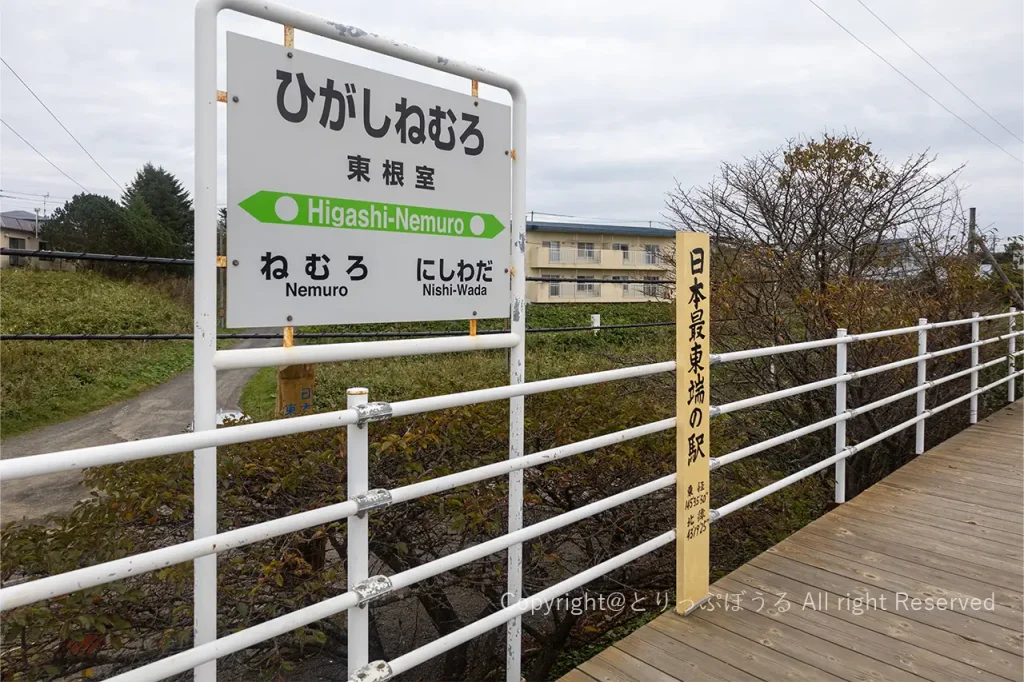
[226,33,512,326]
[196,6,526,680]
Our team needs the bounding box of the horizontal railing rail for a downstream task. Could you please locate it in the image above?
[0,322,678,342]
[1,307,1019,682]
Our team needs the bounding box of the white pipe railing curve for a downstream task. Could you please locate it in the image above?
[1,309,1020,682]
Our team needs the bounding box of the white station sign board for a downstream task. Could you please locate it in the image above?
[226,33,512,327]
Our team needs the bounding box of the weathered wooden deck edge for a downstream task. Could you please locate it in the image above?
[561,400,1023,682]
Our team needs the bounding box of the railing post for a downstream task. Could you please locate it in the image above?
[347,388,370,676]
[591,313,601,335]
[916,318,927,455]
[1009,307,1017,403]
[970,312,980,423]
[675,231,710,615]
[834,329,847,504]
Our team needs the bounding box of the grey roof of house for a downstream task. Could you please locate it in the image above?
[526,220,675,238]
[1,210,48,234]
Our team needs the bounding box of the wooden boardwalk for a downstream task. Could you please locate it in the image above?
[562,401,1024,682]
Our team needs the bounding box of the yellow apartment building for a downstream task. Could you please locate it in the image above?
[525,220,676,303]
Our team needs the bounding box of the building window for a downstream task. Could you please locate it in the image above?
[7,237,25,266]
[548,276,561,298]
[643,244,660,265]
[577,275,597,297]
[577,242,597,263]
[643,276,660,298]
[612,243,630,264]
[543,240,561,263]
[612,275,629,294]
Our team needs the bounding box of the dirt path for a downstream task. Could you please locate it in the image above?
[0,334,278,523]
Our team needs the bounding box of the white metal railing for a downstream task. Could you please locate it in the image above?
[2,308,1020,681]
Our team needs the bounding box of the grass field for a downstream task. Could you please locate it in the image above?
[0,269,194,438]
[240,302,675,418]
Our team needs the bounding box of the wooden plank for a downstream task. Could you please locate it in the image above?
[901,452,1023,476]
[842,502,1024,548]
[754,553,1023,657]
[797,513,1024,590]
[914,455,1022,477]
[692,593,926,682]
[883,470,1022,498]
[915,439,1023,464]
[579,647,678,682]
[560,669,600,682]
[649,613,846,682]
[886,464,1022,493]
[901,454,1019,481]
[900,459,1024,489]
[711,578,1010,682]
[783,531,1023,611]
[928,435,1024,460]
[851,485,1024,535]
[804,514,1024,576]
[872,480,1024,525]
[833,506,1024,558]
[724,564,1024,681]
[615,627,761,682]
[769,537,1024,631]
[873,477,1023,513]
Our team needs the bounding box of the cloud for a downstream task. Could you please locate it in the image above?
[1,0,1021,239]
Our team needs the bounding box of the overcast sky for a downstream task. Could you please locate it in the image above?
[2,0,1022,240]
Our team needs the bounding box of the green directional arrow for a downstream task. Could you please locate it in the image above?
[238,190,507,240]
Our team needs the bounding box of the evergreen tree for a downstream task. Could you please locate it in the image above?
[43,193,126,254]
[122,163,194,254]
[123,194,183,258]
[43,193,184,257]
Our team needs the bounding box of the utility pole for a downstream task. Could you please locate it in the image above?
[33,207,40,238]
[968,207,976,256]
[969,207,1024,309]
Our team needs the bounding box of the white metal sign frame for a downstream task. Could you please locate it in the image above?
[224,32,513,327]
[194,1,526,680]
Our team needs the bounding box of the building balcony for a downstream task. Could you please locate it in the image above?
[529,247,668,270]
[528,280,674,303]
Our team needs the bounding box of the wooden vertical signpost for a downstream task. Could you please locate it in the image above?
[274,24,316,418]
[676,231,711,615]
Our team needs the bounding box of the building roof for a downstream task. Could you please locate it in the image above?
[526,219,675,238]
[1,210,48,234]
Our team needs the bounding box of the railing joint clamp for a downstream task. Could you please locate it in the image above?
[354,489,392,517]
[353,575,392,608]
[709,509,722,523]
[348,660,393,682]
[355,401,393,427]
[708,457,722,471]
[709,405,721,417]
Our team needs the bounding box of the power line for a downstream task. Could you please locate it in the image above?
[804,0,1023,165]
[1,58,125,192]
[0,119,89,192]
[0,189,72,201]
[530,211,664,227]
[854,0,1023,145]
[0,194,45,203]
